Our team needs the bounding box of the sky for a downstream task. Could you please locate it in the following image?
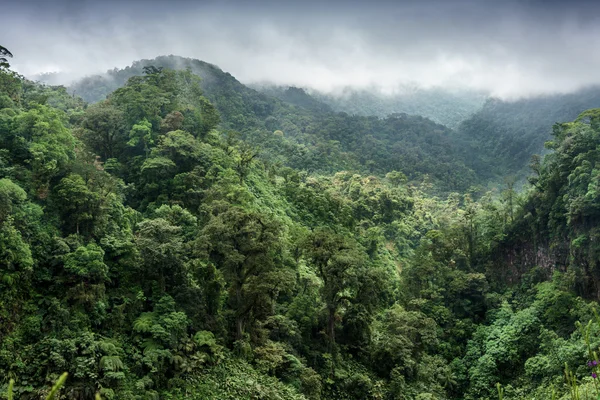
[2,0,599,98]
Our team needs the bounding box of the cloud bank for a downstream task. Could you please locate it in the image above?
[2,0,599,98]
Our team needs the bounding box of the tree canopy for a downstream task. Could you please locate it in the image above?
[2,56,600,400]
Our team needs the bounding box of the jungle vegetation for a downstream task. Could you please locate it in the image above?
[3,52,600,399]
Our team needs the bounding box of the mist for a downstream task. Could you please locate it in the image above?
[2,0,599,99]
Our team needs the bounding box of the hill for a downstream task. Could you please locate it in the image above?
[4,54,600,400]
[306,86,487,129]
[457,88,600,180]
[66,56,481,192]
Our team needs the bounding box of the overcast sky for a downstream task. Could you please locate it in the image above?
[2,0,599,98]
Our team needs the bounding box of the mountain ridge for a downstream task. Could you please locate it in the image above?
[65,55,480,192]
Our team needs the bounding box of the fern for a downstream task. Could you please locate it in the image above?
[100,355,124,372]
[7,379,14,400]
[133,312,156,333]
[98,340,118,355]
[194,330,217,348]
[45,372,68,400]
[140,338,162,354]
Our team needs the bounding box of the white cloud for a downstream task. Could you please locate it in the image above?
[2,0,600,99]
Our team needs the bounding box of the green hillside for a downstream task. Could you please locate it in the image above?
[306,86,487,129]
[67,56,481,192]
[457,88,600,181]
[3,54,600,400]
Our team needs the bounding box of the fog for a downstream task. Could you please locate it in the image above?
[2,0,599,99]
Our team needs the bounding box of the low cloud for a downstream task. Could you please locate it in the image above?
[3,0,600,98]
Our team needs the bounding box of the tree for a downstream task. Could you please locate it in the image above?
[142,65,164,76]
[127,119,154,156]
[78,102,127,160]
[11,105,76,196]
[136,217,186,294]
[0,178,27,223]
[63,243,109,311]
[200,206,286,340]
[386,170,407,187]
[502,176,517,223]
[0,217,33,285]
[55,174,100,235]
[109,76,171,128]
[0,45,12,68]
[153,130,201,171]
[160,111,184,133]
[0,216,33,332]
[132,295,190,389]
[370,305,438,378]
[302,228,366,346]
[234,143,259,184]
[0,67,22,103]
[64,243,109,283]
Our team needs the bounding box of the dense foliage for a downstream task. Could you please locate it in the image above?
[66,56,484,192]
[456,88,600,182]
[301,86,487,129]
[4,54,600,400]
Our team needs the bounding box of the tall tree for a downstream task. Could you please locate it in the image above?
[77,102,127,160]
[303,228,366,346]
[0,45,12,68]
[200,205,286,340]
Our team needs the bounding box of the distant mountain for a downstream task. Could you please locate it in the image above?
[68,57,238,103]
[249,84,332,114]
[64,56,600,191]
[67,56,284,131]
[457,87,600,180]
[63,55,480,191]
[28,71,74,86]
[305,86,488,129]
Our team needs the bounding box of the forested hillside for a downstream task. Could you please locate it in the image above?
[300,86,487,129]
[69,57,600,191]
[457,88,600,181]
[4,52,600,400]
[65,56,480,192]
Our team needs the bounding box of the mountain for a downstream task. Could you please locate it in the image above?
[305,86,488,129]
[457,87,600,180]
[65,56,481,192]
[63,56,600,189]
[68,56,282,129]
[251,83,600,186]
[4,54,600,400]
[249,84,333,114]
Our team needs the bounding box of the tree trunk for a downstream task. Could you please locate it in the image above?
[235,284,244,340]
[236,317,244,341]
[159,271,165,293]
[327,307,336,345]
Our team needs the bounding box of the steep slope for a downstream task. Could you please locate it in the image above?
[0,65,476,399]
[249,85,333,114]
[66,56,480,191]
[69,55,279,131]
[6,55,600,400]
[307,86,488,129]
[457,88,600,180]
[493,109,600,296]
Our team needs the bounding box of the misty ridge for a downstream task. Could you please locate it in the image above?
[10,0,600,158]
[37,53,600,187]
[5,0,600,98]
